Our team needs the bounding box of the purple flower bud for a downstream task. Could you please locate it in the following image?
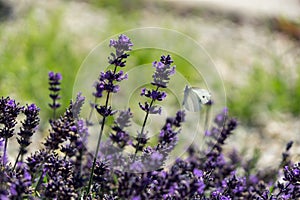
[115,109,133,129]
[109,34,133,59]
[93,70,127,98]
[130,161,144,173]
[151,55,176,88]
[132,196,141,200]
[6,99,15,107]
[141,88,167,101]
[0,97,22,139]
[193,169,203,178]
[95,105,116,117]
[48,71,62,81]
[48,71,62,112]
[138,102,162,114]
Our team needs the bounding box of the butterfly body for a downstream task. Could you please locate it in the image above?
[183,85,211,112]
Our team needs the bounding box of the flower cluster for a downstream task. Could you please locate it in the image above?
[48,72,62,114]
[0,97,22,140]
[16,104,39,159]
[151,55,175,88]
[109,34,133,64]
[135,55,176,158]
[156,110,186,161]
[87,34,133,193]
[93,34,132,99]
[0,97,22,165]
[110,109,132,148]
[0,35,299,199]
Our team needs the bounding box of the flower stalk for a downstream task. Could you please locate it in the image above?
[86,34,133,193]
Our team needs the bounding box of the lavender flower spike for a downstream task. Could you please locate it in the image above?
[134,55,176,158]
[13,104,40,169]
[48,71,62,118]
[109,34,133,58]
[110,109,132,148]
[109,34,133,67]
[0,97,22,165]
[152,55,175,88]
[87,34,133,194]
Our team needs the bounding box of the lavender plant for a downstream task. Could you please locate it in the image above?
[133,55,175,160]
[87,34,133,193]
[13,104,40,170]
[48,71,62,119]
[0,34,299,199]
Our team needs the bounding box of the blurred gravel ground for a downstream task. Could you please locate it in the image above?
[168,0,300,19]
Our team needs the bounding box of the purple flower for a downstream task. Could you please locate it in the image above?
[141,88,167,101]
[88,35,133,194]
[193,168,203,178]
[130,161,144,173]
[141,148,164,171]
[0,97,22,139]
[283,163,300,184]
[138,102,162,114]
[132,196,141,200]
[220,195,231,200]
[134,55,177,158]
[151,55,175,88]
[44,103,78,151]
[95,105,116,117]
[43,153,78,199]
[93,70,128,98]
[9,165,32,198]
[16,103,40,160]
[93,160,109,185]
[48,71,62,112]
[110,109,132,148]
[109,34,133,58]
[115,109,132,129]
[72,92,85,119]
[100,70,128,82]
[48,71,62,82]
[133,132,149,153]
[158,110,185,147]
[214,107,228,127]
[0,97,22,165]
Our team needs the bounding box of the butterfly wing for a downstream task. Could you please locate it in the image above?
[192,88,211,105]
[183,86,202,112]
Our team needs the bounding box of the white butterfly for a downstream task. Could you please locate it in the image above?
[183,85,211,112]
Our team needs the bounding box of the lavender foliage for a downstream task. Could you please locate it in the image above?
[0,35,299,199]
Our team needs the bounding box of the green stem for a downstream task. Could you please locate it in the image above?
[13,151,21,171]
[133,86,159,160]
[34,149,50,194]
[34,171,46,195]
[52,95,56,120]
[86,66,117,194]
[3,138,8,165]
[86,114,107,193]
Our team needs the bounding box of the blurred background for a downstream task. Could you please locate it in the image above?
[0,0,299,165]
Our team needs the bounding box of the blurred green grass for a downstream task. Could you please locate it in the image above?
[227,58,300,124]
[0,7,84,122]
[0,1,299,128]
